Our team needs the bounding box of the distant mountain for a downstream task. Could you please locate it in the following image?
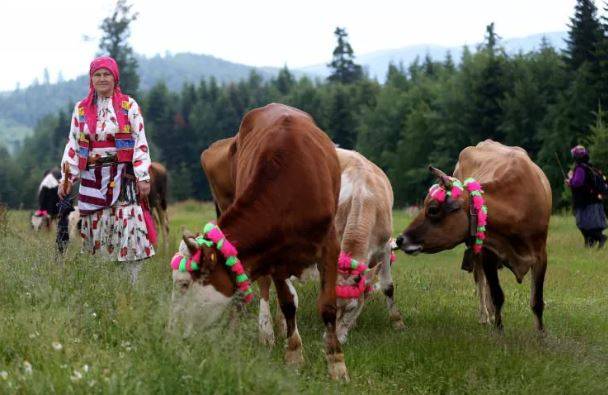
[297,31,568,81]
[0,32,568,152]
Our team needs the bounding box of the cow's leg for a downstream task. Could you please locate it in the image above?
[481,254,504,330]
[274,276,303,366]
[530,250,547,333]
[258,276,276,347]
[161,209,170,251]
[379,249,406,330]
[473,259,494,325]
[318,232,349,381]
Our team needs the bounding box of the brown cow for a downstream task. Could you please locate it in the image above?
[202,143,406,345]
[173,103,348,380]
[148,162,170,250]
[395,140,551,332]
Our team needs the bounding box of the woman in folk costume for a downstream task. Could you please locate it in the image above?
[59,56,155,282]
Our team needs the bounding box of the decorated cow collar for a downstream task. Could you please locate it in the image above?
[170,222,254,304]
[428,177,488,254]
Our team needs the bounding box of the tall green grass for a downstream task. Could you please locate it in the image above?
[0,203,606,394]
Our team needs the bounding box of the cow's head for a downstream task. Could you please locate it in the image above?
[395,166,470,255]
[31,210,51,231]
[170,230,238,328]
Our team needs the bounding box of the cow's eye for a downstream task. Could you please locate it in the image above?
[427,205,441,218]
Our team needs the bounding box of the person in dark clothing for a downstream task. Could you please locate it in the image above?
[566,145,607,248]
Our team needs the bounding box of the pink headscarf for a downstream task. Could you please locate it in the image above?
[80,56,128,137]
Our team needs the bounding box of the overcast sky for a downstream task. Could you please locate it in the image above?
[0,0,589,91]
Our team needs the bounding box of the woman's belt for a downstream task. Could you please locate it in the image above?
[87,154,118,167]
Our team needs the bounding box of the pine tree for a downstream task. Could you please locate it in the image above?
[327,27,363,84]
[564,0,603,71]
[98,0,140,96]
[274,66,295,95]
[587,105,608,172]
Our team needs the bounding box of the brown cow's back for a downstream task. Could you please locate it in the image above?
[219,103,341,279]
[201,137,236,212]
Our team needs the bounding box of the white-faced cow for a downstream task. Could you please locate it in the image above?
[395,140,551,332]
[173,103,348,380]
[31,169,61,231]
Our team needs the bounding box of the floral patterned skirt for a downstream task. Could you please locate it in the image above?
[80,202,155,262]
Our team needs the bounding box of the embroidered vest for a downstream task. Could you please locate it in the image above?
[77,95,135,170]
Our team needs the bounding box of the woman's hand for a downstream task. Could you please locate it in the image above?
[137,180,151,200]
[58,181,72,200]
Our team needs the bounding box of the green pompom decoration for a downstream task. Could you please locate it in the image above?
[179,258,187,272]
[203,223,215,234]
[476,239,483,244]
[195,237,213,247]
[482,206,488,214]
[191,262,199,271]
[477,226,486,232]
[470,190,482,197]
[243,288,253,295]
[216,238,224,250]
[225,256,238,267]
[236,274,248,283]
[463,178,475,185]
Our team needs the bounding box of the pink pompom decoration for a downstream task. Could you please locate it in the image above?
[338,252,353,269]
[244,293,254,303]
[478,211,487,226]
[170,253,182,270]
[466,181,481,191]
[390,251,397,264]
[450,186,462,199]
[232,262,245,275]
[205,227,224,243]
[472,195,484,210]
[476,232,486,240]
[238,281,250,292]
[430,187,446,202]
[473,244,482,254]
[220,240,238,257]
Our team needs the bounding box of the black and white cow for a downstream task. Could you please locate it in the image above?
[31,169,61,231]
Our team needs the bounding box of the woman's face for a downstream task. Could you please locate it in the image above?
[92,68,115,97]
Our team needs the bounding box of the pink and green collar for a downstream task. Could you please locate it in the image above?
[170,222,254,304]
[429,177,488,254]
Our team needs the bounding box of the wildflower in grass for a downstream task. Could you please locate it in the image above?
[71,371,82,382]
[0,371,8,380]
[23,361,32,375]
[82,364,90,373]
[52,341,63,351]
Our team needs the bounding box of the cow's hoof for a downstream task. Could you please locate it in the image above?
[259,331,275,348]
[327,353,350,382]
[392,318,406,331]
[284,347,304,366]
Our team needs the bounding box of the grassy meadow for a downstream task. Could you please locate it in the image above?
[1,201,607,394]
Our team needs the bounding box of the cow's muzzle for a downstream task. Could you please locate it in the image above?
[395,234,422,255]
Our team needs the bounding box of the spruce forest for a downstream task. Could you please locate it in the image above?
[2,0,608,211]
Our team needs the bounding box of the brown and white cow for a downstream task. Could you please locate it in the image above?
[31,169,61,231]
[395,140,551,331]
[148,162,170,249]
[173,103,348,380]
[202,142,406,345]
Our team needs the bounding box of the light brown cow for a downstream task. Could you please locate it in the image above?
[173,103,348,380]
[148,162,170,250]
[395,140,551,331]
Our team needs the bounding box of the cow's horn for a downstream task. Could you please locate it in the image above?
[428,165,452,186]
[182,230,199,252]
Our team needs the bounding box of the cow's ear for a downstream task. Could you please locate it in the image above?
[182,230,199,254]
[444,197,461,213]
